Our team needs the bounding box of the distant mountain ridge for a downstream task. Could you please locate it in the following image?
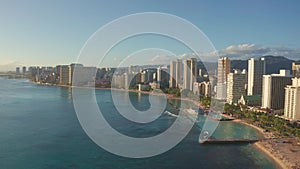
[201,55,297,75]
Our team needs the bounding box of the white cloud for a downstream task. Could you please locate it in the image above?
[148,54,178,65]
[199,44,300,61]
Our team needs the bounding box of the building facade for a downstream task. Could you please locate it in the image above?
[183,58,198,91]
[16,67,20,74]
[262,70,292,110]
[292,62,300,77]
[169,61,176,88]
[284,77,300,120]
[226,69,247,104]
[59,65,70,85]
[248,58,265,96]
[22,66,27,74]
[216,57,231,100]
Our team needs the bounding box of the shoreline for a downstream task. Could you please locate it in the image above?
[33,81,205,108]
[33,82,295,169]
[232,119,298,169]
[234,120,288,169]
[254,141,290,169]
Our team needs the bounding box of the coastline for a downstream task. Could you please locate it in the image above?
[234,120,288,169]
[33,81,205,108]
[232,119,300,169]
[254,141,290,169]
[33,82,297,169]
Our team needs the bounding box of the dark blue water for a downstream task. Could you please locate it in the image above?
[0,78,278,169]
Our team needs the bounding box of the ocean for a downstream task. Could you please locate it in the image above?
[0,78,279,169]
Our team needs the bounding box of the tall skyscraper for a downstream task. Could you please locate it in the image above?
[169,61,176,88]
[59,65,70,85]
[284,77,300,120]
[247,58,265,96]
[292,62,300,77]
[157,67,162,83]
[216,57,231,100]
[262,70,292,110]
[157,66,169,89]
[226,69,247,104]
[69,63,84,85]
[57,64,85,86]
[16,67,20,74]
[183,58,197,90]
[169,59,183,88]
[175,59,183,88]
[22,66,27,74]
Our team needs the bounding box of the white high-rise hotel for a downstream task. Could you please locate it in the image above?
[227,69,247,104]
[261,70,292,110]
[169,59,183,88]
[248,58,265,96]
[217,57,231,100]
[183,58,198,90]
[284,77,300,120]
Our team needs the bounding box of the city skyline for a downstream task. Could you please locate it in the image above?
[1,1,300,71]
[2,1,300,168]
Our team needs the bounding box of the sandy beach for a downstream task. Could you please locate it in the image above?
[232,119,300,169]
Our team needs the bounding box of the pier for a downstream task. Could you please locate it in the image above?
[200,138,261,144]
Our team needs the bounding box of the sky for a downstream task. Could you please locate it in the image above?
[1,0,300,70]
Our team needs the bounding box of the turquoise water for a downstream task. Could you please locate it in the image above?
[0,78,278,169]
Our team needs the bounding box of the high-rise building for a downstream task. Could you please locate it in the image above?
[157,66,169,89]
[247,58,265,96]
[169,61,176,88]
[292,62,300,77]
[16,67,20,74]
[262,70,292,110]
[216,57,231,100]
[226,69,247,104]
[22,66,27,74]
[69,63,84,85]
[169,59,183,88]
[183,58,197,90]
[72,66,97,86]
[175,59,183,87]
[284,77,300,120]
[157,67,162,83]
[59,65,70,85]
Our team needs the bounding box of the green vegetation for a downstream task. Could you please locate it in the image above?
[162,88,181,97]
[162,88,213,109]
[224,103,300,138]
[200,96,211,109]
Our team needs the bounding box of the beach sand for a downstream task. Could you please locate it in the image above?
[233,119,300,169]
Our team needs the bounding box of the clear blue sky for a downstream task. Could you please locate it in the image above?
[1,0,300,69]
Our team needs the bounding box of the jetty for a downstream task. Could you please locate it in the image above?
[200,138,262,144]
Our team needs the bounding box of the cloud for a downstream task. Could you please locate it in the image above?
[145,44,300,64]
[199,44,300,61]
[148,54,178,65]
[222,44,271,59]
